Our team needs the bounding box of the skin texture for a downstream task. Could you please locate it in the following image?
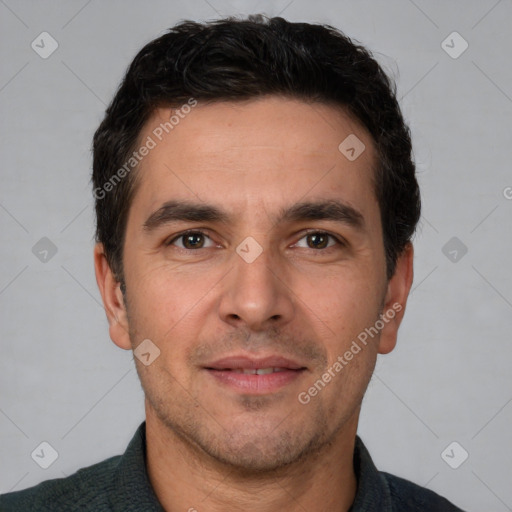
[94,96,414,511]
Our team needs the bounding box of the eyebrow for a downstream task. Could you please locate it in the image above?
[142,199,365,233]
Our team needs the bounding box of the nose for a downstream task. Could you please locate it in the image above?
[218,244,295,332]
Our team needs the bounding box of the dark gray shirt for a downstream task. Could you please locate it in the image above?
[0,422,465,511]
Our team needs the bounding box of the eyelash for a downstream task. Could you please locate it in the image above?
[166,229,345,251]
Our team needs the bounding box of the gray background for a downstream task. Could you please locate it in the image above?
[1,1,511,510]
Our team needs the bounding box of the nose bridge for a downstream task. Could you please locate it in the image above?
[234,239,276,291]
[218,238,293,329]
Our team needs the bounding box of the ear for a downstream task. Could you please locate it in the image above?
[93,243,132,350]
[378,242,414,355]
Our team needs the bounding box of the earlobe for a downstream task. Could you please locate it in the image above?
[93,243,132,350]
[378,243,414,355]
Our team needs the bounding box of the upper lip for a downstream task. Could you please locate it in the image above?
[204,355,306,371]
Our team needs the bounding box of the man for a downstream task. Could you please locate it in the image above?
[1,15,465,511]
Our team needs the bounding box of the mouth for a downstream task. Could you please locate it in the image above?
[204,355,307,394]
[225,367,291,375]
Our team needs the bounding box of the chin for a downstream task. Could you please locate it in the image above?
[171,412,331,474]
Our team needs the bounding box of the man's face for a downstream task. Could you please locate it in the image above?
[97,96,410,471]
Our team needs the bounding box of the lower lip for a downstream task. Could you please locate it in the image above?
[205,369,305,394]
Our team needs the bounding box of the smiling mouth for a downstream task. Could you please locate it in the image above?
[206,367,305,391]
[213,367,291,375]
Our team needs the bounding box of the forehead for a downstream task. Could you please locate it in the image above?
[128,97,378,227]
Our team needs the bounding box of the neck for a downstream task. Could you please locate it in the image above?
[144,404,359,512]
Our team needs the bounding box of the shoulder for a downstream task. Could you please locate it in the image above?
[0,454,121,512]
[381,471,466,512]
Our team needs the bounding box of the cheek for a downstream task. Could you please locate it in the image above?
[126,265,218,353]
[131,260,205,310]
[296,275,384,383]
[123,270,174,343]
[299,267,383,327]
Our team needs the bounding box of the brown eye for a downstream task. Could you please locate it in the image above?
[307,233,329,249]
[294,231,340,250]
[182,233,205,249]
[168,231,214,249]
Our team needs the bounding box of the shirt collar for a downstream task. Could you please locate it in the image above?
[111,422,392,511]
[111,421,164,511]
[349,435,394,511]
